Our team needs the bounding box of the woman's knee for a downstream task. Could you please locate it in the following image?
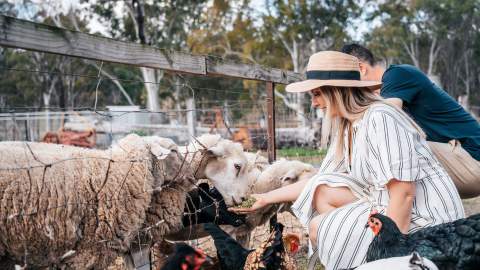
[312,185,339,213]
[312,185,329,208]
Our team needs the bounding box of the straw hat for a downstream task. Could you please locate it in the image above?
[286,51,382,93]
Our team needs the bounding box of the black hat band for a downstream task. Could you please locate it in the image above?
[306,70,360,80]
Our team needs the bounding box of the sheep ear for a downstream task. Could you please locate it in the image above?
[280,169,299,183]
[149,144,171,160]
[144,136,178,152]
[254,150,262,162]
[206,145,225,157]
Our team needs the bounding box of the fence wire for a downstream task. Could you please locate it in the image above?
[0,50,328,270]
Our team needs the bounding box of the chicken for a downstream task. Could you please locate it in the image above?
[160,243,211,270]
[203,222,299,270]
[183,183,245,227]
[366,212,480,270]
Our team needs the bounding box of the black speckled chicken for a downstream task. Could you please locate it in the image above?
[183,182,245,227]
[366,212,480,270]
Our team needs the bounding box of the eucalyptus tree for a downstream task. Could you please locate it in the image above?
[83,0,209,111]
[366,0,480,106]
[260,0,359,127]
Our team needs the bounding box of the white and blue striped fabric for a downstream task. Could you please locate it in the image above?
[291,103,464,270]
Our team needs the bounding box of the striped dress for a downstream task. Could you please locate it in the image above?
[291,103,464,270]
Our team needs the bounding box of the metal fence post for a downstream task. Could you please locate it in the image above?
[266,81,278,229]
[266,81,276,163]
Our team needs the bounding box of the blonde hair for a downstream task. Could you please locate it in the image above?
[318,86,425,159]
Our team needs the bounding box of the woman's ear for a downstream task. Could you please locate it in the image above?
[358,62,368,77]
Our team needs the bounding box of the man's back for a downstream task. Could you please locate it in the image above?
[381,64,480,160]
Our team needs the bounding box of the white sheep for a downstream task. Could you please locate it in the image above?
[0,134,194,269]
[181,134,316,209]
[179,133,266,206]
[222,158,317,247]
[251,158,316,194]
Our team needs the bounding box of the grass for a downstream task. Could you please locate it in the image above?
[276,147,327,165]
[277,147,328,157]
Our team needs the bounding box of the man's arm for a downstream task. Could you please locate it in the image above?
[385,97,403,109]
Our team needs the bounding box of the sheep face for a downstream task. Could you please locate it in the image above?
[203,140,253,206]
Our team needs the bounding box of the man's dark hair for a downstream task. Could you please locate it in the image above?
[341,43,377,66]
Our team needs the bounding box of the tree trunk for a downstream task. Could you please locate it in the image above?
[43,76,58,132]
[186,97,196,137]
[463,51,471,111]
[43,93,51,132]
[290,40,307,127]
[140,67,160,111]
[59,79,66,109]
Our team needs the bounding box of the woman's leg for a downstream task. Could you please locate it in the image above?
[313,184,356,213]
[309,185,357,243]
[309,215,324,245]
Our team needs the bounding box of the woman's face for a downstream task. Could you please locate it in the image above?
[310,88,327,109]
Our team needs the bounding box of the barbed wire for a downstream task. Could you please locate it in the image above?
[0,66,252,94]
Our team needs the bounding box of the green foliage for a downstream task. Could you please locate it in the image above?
[277,147,327,157]
[365,0,480,102]
[2,0,480,111]
[132,129,148,136]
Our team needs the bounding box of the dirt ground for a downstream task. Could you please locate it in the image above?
[192,196,480,270]
[108,197,480,270]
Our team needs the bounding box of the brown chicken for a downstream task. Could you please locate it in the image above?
[204,222,300,270]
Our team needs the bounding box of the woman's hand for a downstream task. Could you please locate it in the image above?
[228,194,270,214]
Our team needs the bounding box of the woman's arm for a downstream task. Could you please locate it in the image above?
[386,179,416,233]
[264,177,310,204]
[229,177,310,214]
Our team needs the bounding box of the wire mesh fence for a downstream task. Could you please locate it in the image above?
[0,48,328,269]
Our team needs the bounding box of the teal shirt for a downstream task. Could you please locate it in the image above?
[381,64,480,161]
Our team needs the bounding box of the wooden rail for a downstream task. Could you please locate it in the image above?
[0,13,292,242]
[0,15,303,164]
[0,15,303,84]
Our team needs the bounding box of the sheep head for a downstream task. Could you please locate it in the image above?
[182,134,261,207]
[203,139,253,206]
[279,160,316,184]
[144,136,193,189]
[118,134,193,190]
[251,159,317,195]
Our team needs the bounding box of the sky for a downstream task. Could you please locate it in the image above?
[8,0,377,41]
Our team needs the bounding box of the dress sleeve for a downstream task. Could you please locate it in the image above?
[381,67,421,104]
[318,134,348,174]
[365,110,421,188]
